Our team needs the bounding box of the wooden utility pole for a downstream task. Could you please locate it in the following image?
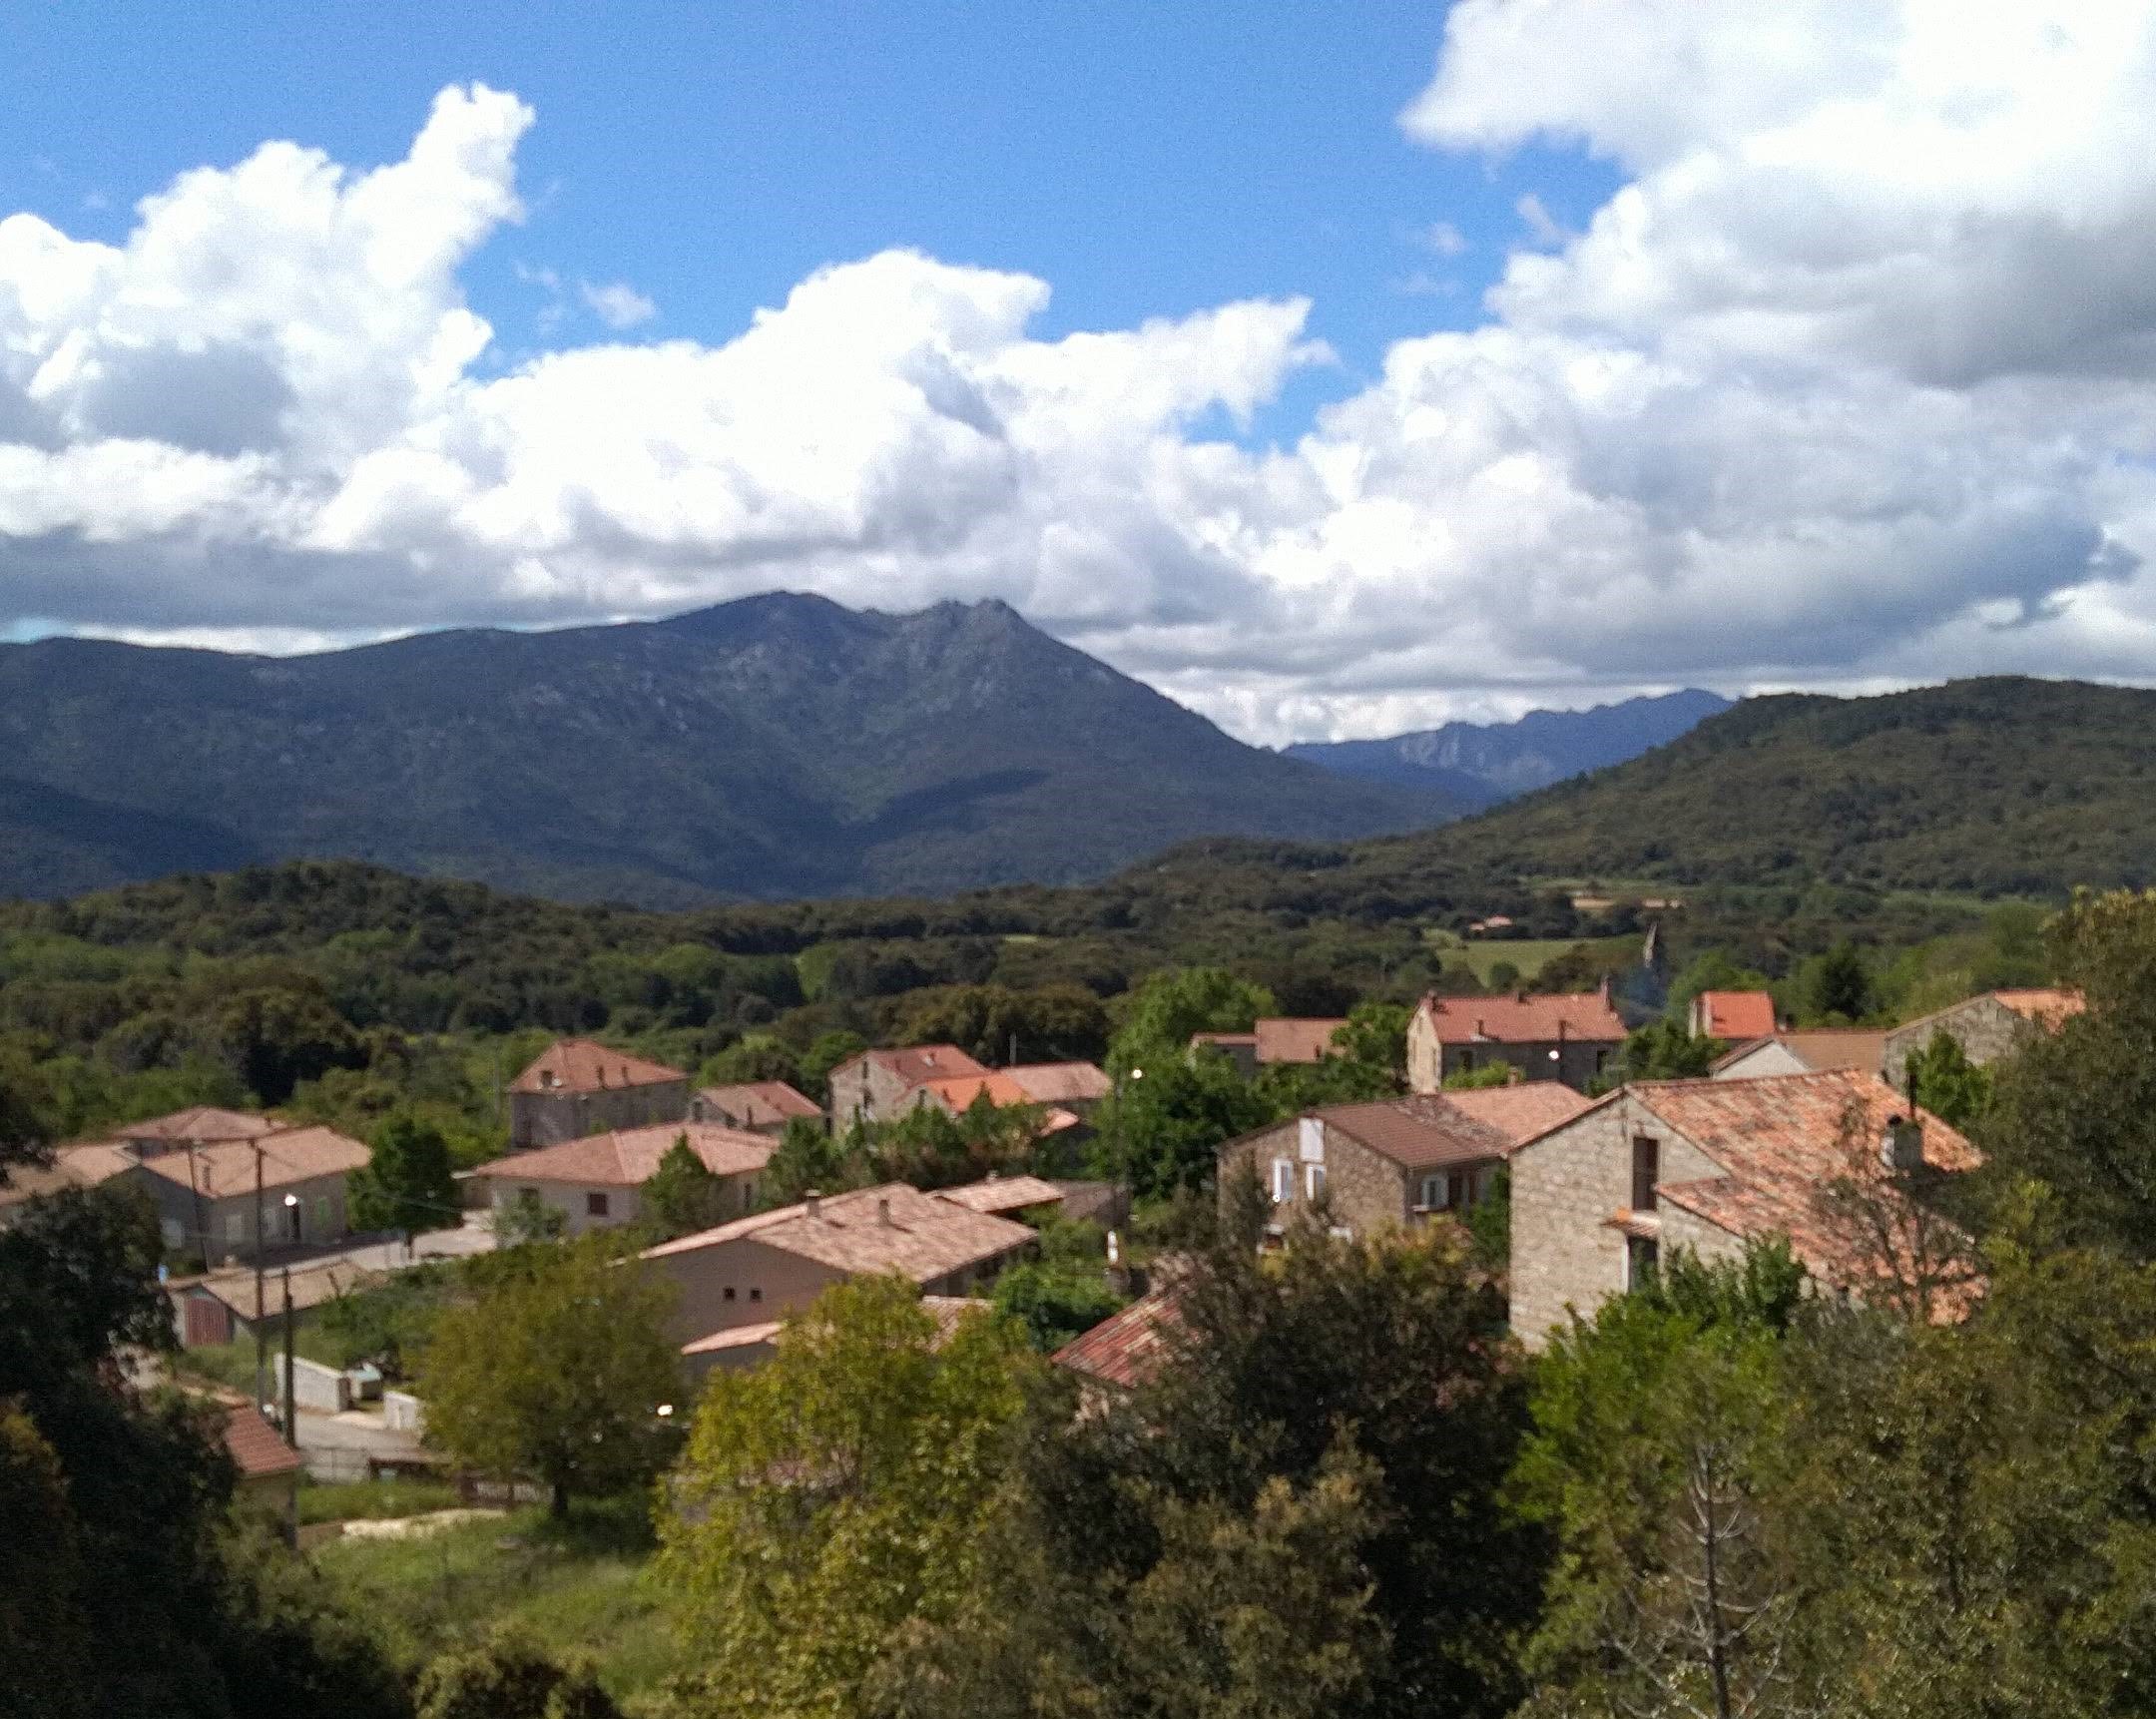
[280,1266,298,1546]
[254,1142,267,1408]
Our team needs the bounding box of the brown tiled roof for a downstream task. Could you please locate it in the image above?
[1416,991,1626,1045]
[641,1182,1035,1283]
[115,1106,276,1145]
[1711,1030,1886,1076]
[469,1121,773,1188]
[1628,1069,1979,1302]
[136,1126,370,1199]
[1053,1287,1181,1391]
[1696,991,1777,1040]
[0,1142,138,1210]
[1002,1062,1113,1104]
[508,1039,687,1095]
[1253,1018,1350,1064]
[1992,988,2086,1025]
[933,1174,1065,1215]
[696,1081,821,1127]
[682,1293,991,1359]
[834,1044,988,1087]
[1441,1082,1596,1144]
[222,1405,302,1480]
[1315,1095,1518,1172]
[194,1258,387,1318]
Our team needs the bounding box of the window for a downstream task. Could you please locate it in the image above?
[587,1191,610,1218]
[1626,1235,1660,1290]
[724,1286,737,1302]
[1272,1159,1294,1203]
[1420,1170,1479,1211]
[1306,1163,1327,1200]
[1420,1173,1446,1210]
[1298,1118,1326,1163]
[1594,1048,1610,1073]
[749,1288,763,1303]
[1631,1135,1660,1212]
[224,1211,245,1243]
[1458,1049,1476,1072]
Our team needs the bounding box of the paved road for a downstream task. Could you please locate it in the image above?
[246,1212,498,1279]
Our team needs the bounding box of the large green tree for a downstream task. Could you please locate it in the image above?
[418,1237,680,1515]
[639,1135,732,1239]
[348,1108,460,1241]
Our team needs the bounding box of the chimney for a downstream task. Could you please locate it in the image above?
[805,1190,821,1220]
[877,1196,893,1227]
[1881,1116,1924,1173]
[1598,974,1612,1002]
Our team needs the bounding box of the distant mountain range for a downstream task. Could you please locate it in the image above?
[1285,689,1733,809]
[0,593,1464,906]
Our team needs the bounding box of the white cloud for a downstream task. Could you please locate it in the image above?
[579,279,655,328]
[1418,221,1468,256]
[11,30,2156,745]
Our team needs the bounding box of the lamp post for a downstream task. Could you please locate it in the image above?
[1111,1066,1143,1240]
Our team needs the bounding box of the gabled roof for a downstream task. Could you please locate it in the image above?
[1253,1018,1350,1064]
[1695,991,1777,1040]
[1887,987,2086,1045]
[641,1182,1035,1283]
[912,1072,1038,1111]
[469,1121,773,1188]
[134,1126,371,1199]
[1312,1095,1516,1172]
[222,1405,302,1480]
[1711,1030,1886,1076]
[508,1039,686,1095]
[696,1081,821,1127]
[0,1142,139,1211]
[1002,1062,1113,1104]
[933,1174,1065,1215]
[1053,1286,1181,1391]
[834,1044,988,1087]
[192,1258,387,1318]
[1440,1081,1597,1143]
[114,1107,276,1145]
[1415,991,1627,1045]
[682,1294,991,1359]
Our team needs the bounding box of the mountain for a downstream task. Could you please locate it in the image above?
[1416,677,2156,895]
[0,593,1460,906]
[1285,689,1733,807]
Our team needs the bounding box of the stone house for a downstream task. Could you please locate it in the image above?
[1189,1018,1349,1079]
[691,1080,823,1136]
[172,1256,387,1349]
[1879,988,2085,1089]
[1507,1069,1978,1349]
[1711,1029,1886,1082]
[221,1403,302,1515]
[507,1039,690,1150]
[684,1293,991,1378]
[466,1120,774,1238]
[130,1125,372,1262]
[1000,1062,1114,1114]
[1406,988,1628,1093]
[1218,1084,1593,1242]
[827,1044,988,1127]
[1687,990,1777,1041]
[640,1181,1037,1372]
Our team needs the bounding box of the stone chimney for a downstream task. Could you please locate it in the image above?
[1881,1116,1924,1173]
[805,1190,820,1220]
[876,1196,893,1227]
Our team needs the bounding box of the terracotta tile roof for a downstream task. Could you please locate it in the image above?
[508,1039,687,1095]
[912,1072,1037,1112]
[0,1143,138,1210]
[1002,1062,1113,1104]
[1416,991,1627,1045]
[1315,1095,1517,1172]
[696,1081,821,1128]
[222,1404,302,1480]
[1711,1030,1886,1076]
[1992,987,2086,1025]
[194,1258,387,1318]
[115,1106,276,1145]
[135,1125,370,1199]
[1441,1082,1597,1144]
[1053,1286,1181,1391]
[641,1182,1037,1283]
[834,1044,988,1087]
[1253,1018,1350,1064]
[933,1174,1065,1215]
[1627,1069,1978,1306]
[1696,991,1778,1040]
[682,1294,991,1359]
[469,1121,774,1187]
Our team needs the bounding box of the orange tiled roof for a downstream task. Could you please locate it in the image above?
[508,1039,687,1095]
[682,1293,991,1359]
[933,1174,1065,1215]
[1053,1286,1181,1391]
[1696,991,1777,1040]
[836,1044,989,1087]
[1441,1081,1596,1143]
[912,1072,1037,1111]
[135,1125,370,1199]
[641,1182,1035,1283]
[222,1405,302,1480]
[1417,991,1626,1045]
[470,1121,773,1188]
[696,1081,821,1128]
[1253,1018,1350,1064]
[1992,988,2086,1025]
[1002,1062,1113,1104]
[0,1142,139,1209]
[1711,1030,1886,1076]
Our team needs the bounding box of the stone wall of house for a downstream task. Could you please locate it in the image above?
[1406,1010,1441,1092]
[1881,997,2028,1089]
[179,1170,357,1265]
[1507,1094,1720,1349]
[488,1167,760,1240]
[1407,1011,1617,1093]
[1219,1117,1410,1240]
[510,1078,691,1150]
[1711,1040,1810,1080]
[827,1059,924,1126]
[647,1234,843,1345]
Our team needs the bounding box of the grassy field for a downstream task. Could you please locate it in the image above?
[174,1331,348,1395]
[1427,932,1640,984]
[297,1476,460,1525]
[313,1495,683,1713]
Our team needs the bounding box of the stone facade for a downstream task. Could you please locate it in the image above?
[1406,1011,1616,1092]
[485,1164,762,1239]
[1506,1093,1723,1349]
[1218,1114,1495,1240]
[1711,1039,1813,1080]
[145,1167,357,1264]
[827,1047,986,1126]
[1880,995,2036,1090]
[509,1077,689,1151]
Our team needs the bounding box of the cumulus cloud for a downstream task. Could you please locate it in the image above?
[11,20,2156,743]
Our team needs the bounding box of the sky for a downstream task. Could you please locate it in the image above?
[3,1,2155,743]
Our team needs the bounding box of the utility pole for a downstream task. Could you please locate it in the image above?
[280,1266,298,1547]
[254,1142,267,1410]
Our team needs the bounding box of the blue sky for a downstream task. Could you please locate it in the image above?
[2,3,2153,742]
[2,3,1611,438]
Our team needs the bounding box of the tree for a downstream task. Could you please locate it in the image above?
[1615,1017,1723,1083]
[495,1188,567,1247]
[762,1115,868,1207]
[888,982,1109,1065]
[214,982,366,1103]
[0,1042,57,1178]
[1109,967,1277,1075]
[418,1237,680,1515]
[990,1257,1126,1351]
[1443,1061,1518,1090]
[640,1135,731,1239]
[1798,942,1873,1024]
[348,1108,460,1241]
[698,1032,803,1089]
[799,1030,867,1103]
[660,1277,1036,1718]
[414,1630,621,1719]
[1903,1027,1993,1128]
[1101,1047,1277,1201]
